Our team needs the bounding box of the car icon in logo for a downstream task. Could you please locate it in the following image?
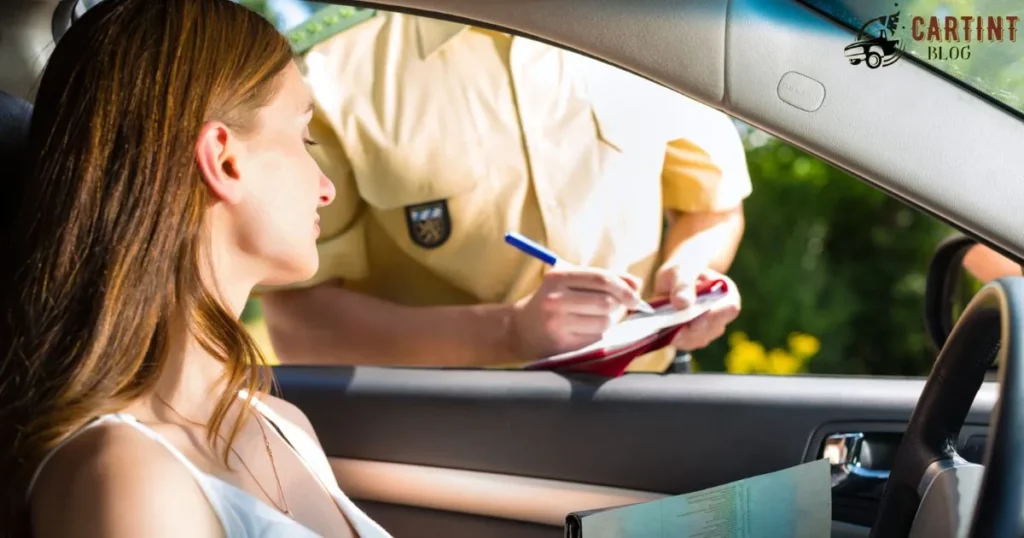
[845,13,902,68]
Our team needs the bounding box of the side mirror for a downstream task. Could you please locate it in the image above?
[925,234,1024,356]
[924,234,977,352]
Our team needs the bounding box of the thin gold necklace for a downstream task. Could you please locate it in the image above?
[155,394,294,519]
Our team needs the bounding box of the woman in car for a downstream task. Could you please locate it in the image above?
[0,0,391,536]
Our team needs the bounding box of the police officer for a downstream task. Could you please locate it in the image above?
[260,13,751,372]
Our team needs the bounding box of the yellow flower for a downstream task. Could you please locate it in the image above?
[729,331,749,347]
[725,337,768,374]
[767,348,804,375]
[787,332,821,360]
[719,331,820,375]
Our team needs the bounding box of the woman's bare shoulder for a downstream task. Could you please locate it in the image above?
[257,395,339,486]
[259,394,321,443]
[30,421,221,538]
[256,391,323,446]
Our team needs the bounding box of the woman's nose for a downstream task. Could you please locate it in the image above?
[318,172,336,206]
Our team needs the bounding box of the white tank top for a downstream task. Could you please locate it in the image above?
[26,396,393,538]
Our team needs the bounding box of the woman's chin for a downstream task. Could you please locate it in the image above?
[260,259,319,288]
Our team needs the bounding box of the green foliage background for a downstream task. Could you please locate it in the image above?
[692,128,956,377]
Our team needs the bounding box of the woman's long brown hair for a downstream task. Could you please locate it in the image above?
[0,0,292,530]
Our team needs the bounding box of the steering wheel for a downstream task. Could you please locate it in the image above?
[870,277,1024,537]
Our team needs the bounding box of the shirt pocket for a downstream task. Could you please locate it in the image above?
[346,133,487,259]
[350,138,480,210]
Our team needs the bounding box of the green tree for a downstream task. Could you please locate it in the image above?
[695,129,955,376]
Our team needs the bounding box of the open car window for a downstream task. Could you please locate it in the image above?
[67,2,976,380]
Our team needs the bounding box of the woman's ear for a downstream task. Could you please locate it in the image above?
[195,121,244,205]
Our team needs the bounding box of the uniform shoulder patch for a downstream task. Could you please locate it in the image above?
[404,200,452,249]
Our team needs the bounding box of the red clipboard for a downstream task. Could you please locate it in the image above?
[522,279,730,377]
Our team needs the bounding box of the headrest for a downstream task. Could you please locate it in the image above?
[0,92,31,239]
[0,91,32,171]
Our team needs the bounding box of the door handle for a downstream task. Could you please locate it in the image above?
[823,432,892,489]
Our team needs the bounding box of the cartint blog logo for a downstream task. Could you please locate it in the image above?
[844,6,904,68]
[845,3,1019,68]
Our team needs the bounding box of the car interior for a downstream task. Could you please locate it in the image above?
[3,0,1024,537]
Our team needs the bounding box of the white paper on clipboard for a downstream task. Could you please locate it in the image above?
[526,286,730,367]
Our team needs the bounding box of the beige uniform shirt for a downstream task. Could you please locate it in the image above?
[292,14,752,371]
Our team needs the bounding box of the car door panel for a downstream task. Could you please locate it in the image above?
[275,367,997,535]
[329,457,661,526]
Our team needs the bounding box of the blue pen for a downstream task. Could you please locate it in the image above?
[504,231,655,314]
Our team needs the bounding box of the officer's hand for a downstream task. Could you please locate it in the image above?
[513,267,646,358]
[653,266,740,351]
